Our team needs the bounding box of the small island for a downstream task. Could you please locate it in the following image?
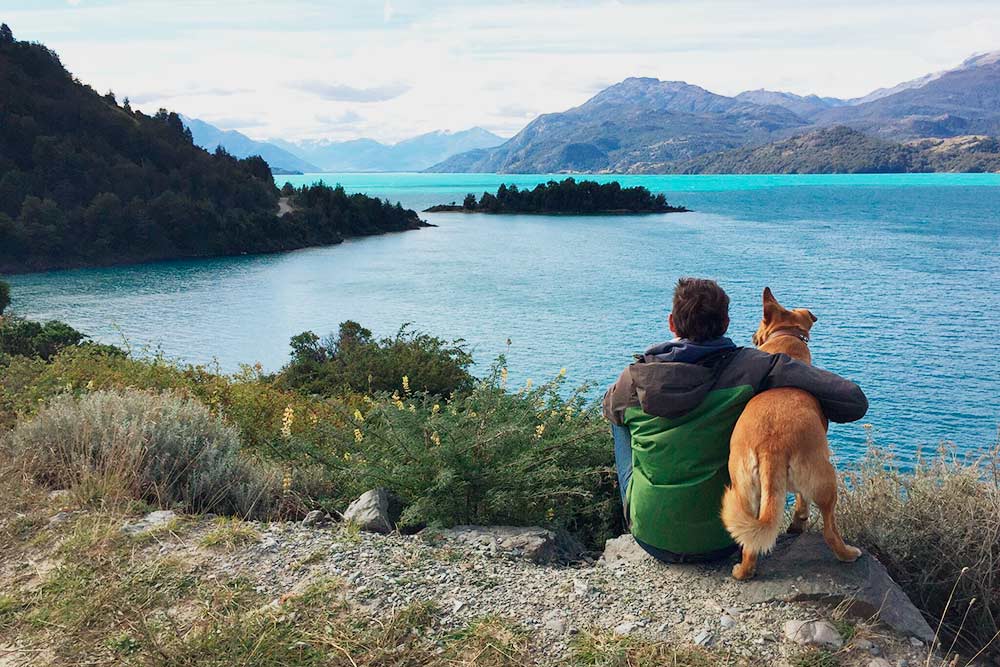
[424,178,688,214]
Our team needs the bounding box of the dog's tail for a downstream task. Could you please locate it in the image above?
[721,455,786,555]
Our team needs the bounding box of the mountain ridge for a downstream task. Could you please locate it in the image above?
[276,127,505,172]
[430,50,1000,174]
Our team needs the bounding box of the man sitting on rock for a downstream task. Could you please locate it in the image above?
[602,277,868,563]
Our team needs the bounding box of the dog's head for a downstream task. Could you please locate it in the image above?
[751,287,817,347]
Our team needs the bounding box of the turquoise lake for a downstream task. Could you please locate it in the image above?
[7,173,1000,462]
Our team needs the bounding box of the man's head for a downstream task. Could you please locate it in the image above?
[668,278,730,342]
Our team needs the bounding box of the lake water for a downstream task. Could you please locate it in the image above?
[7,173,999,462]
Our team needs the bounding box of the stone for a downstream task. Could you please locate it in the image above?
[600,534,654,565]
[867,659,892,667]
[693,629,713,646]
[572,578,591,597]
[542,610,567,634]
[720,613,737,630]
[120,510,177,536]
[47,489,71,503]
[47,512,72,528]
[433,526,576,564]
[741,533,935,641]
[783,619,844,649]
[613,621,636,636]
[301,510,332,528]
[342,489,401,534]
[854,637,874,651]
[907,637,923,647]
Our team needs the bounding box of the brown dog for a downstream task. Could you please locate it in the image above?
[721,287,861,580]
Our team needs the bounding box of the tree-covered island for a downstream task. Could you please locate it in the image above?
[0,26,428,274]
[423,178,688,214]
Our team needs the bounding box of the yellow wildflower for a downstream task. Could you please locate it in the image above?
[430,431,441,446]
[402,375,410,393]
[85,380,95,391]
[282,469,292,495]
[558,367,567,377]
[500,367,509,387]
[309,413,319,426]
[432,404,441,414]
[353,428,363,443]
[535,424,546,439]
[525,378,533,390]
[280,405,294,439]
[546,507,555,521]
[353,409,364,423]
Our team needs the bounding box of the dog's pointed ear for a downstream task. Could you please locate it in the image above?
[762,287,780,322]
[806,309,818,323]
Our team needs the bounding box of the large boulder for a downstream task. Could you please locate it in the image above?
[431,525,582,563]
[600,532,933,641]
[342,489,402,534]
[742,533,934,641]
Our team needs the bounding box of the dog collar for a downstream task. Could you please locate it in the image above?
[764,327,810,344]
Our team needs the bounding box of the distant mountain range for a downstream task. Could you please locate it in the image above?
[182,119,505,173]
[271,128,505,172]
[181,116,321,174]
[430,50,1000,174]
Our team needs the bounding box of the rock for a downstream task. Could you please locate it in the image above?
[542,610,567,634]
[867,659,892,667]
[572,578,591,597]
[120,510,177,536]
[342,489,401,534]
[693,629,713,646]
[47,489,71,503]
[783,619,844,648]
[741,533,935,641]
[433,526,575,563]
[908,637,923,647]
[301,510,332,528]
[720,614,737,630]
[613,621,636,636]
[601,534,654,565]
[47,512,72,528]
[854,637,874,651]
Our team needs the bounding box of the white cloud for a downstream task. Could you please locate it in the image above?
[4,0,999,142]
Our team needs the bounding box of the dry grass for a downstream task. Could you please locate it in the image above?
[839,442,1000,661]
[199,516,262,550]
[566,631,750,666]
[3,388,287,518]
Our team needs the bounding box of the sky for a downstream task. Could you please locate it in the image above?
[3,0,1000,144]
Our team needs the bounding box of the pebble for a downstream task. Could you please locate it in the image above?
[693,629,713,646]
[720,613,737,630]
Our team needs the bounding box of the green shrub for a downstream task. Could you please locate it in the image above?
[839,444,1000,659]
[279,321,474,397]
[0,314,121,361]
[4,388,284,517]
[301,360,621,547]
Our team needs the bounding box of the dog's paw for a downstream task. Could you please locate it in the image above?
[731,563,756,580]
[786,521,805,535]
[837,545,862,562]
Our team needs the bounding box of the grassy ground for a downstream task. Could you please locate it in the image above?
[0,471,744,667]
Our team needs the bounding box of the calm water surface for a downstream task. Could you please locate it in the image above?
[8,173,1000,462]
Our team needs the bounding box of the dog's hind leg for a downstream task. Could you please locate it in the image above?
[810,462,862,562]
[732,550,757,581]
[787,493,809,534]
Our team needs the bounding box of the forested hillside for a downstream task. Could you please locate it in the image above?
[0,25,425,274]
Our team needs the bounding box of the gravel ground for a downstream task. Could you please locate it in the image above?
[152,517,950,667]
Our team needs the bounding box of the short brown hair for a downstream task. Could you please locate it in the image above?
[672,278,730,341]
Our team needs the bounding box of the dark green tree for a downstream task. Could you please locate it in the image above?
[0,280,10,315]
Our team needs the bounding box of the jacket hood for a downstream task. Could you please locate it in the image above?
[630,337,737,419]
